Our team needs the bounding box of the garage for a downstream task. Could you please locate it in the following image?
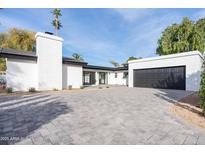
[128,51,204,91]
[133,66,185,90]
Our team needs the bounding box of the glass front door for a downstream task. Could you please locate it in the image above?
[83,72,96,85]
[99,72,106,84]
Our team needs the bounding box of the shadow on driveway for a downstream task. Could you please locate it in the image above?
[0,94,73,145]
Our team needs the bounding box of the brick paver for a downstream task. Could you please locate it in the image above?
[0,87,205,145]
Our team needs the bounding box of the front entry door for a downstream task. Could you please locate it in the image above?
[83,72,96,85]
[99,72,106,84]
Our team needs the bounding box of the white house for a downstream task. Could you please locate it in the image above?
[0,32,128,91]
[0,32,204,92]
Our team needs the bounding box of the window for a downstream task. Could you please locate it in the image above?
[84,73,90,83]
[115,73,117,78]
[123,72,128,78]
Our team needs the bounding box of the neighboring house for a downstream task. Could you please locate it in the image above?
[0,32,204,92]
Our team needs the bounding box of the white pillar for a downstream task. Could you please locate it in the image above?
[95,72,99,85]
[35,32,63,90]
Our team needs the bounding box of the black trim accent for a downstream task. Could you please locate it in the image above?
[45,32,54,35]
[63,57,88,66]
[0,48,88,65]
[83,65,114,71]
[83,65,128,71]
[0,48,37,61]
[0,48,129,70]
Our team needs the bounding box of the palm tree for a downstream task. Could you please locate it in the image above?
[51,9,62,36]
[0,9,3,26]
[72,53,84,61]
[110,60,120,67]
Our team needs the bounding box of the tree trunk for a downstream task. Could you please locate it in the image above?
[55,16,58,36]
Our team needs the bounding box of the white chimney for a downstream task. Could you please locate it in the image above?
[35,32,63,90]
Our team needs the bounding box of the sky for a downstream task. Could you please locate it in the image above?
[0,8,205,66]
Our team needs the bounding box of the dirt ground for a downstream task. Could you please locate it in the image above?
[170,92,205,132]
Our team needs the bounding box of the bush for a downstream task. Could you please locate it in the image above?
[6,87,13,93]
[53,88,58,91]
[28,87,36,92]
[199,61,205,116]
[68,85,72,90]
[106,86,109,88]
[80,86,84,89]
[98,86,102,89]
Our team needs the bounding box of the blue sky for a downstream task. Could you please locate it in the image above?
[0,8,205,66]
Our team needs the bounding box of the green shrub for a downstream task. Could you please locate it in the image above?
[199,61,205,116]
[53,88,58,91]
[6,87,13,93]
[80,86,84,89]
[68,85,72,90]
[28,87,36,92]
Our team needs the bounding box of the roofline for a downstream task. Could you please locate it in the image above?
[0,48,127,69]
[83,65,115,71]
[83,65,128,71]
[35,32,64,42]
[0,48,37,61]
[63,57,88,66]
[128,51,204,64]
[0,48,88,65]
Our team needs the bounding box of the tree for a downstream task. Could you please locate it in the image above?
[157,17,205,55]
[72,53,84,61]
[126,56,141,62]
[110,60,120,67]
[196,18,205,39]
[0,58,6,71]
[0,28,35,51]
[52,9,63,36]
[110,56,142,67]
[199,61,205,116]
[188,25,204,52]
[0,28,35,71]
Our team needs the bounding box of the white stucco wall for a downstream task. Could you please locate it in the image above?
[6,59,38,91]
[108,72,115,84]
[95,72,99,85]
[36,32,63,90]
[63,64,83,89]
[108,71,127,85]
[128,51,204,91]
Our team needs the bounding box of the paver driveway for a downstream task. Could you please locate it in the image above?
[0,87,205,145]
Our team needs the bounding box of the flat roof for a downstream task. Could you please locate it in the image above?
[0,48,128,70]
[83,64,128,71]
[128,51,204,64]
[0,48,37,61]
[63,57,87,65]
[0,48,87,65]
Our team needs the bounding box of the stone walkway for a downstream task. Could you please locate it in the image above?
[0,87,205,145]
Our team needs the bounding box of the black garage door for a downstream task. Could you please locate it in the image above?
[133,66,185,90]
